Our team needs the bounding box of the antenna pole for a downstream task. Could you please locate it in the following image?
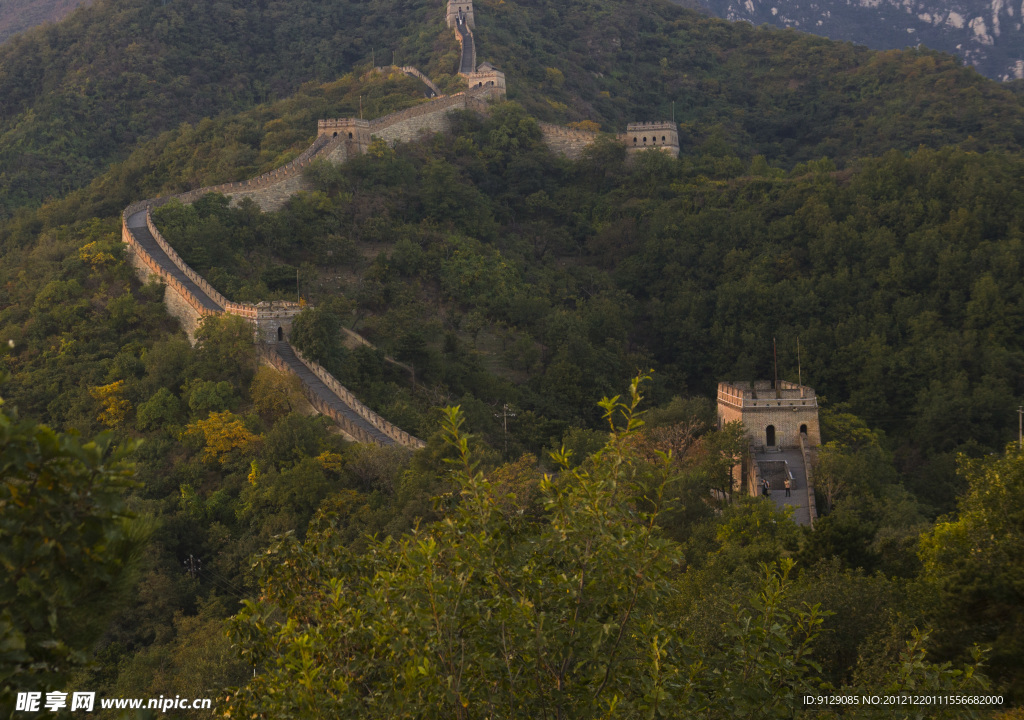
[797,336,802,387]
[773,336,779,397]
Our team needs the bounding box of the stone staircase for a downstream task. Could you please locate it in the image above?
[455,15,476,74]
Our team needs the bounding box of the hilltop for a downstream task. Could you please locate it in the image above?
[2,0,1023,219]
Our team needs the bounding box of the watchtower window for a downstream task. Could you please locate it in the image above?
[662,136,666,141]
[633,137,637,143]
[277,327,284,342]
[643,136,647,142]
[800,424,808,435]
[348,132,353,139]
[766,425,776,447]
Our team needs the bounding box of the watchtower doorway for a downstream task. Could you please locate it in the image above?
[800,424,808,435]
[277,326,283,342]
[766,425,776,447]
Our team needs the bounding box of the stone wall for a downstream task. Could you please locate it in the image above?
[537,122,600,159]
[223,173,312,212]
[290,346,426,449]
[145,210,230,311]
[137,133,340,214]
[162,278,205,340]
[121,214,210,341]
[371,95,465,143]
[317,88,502,149]
[799,433,818,527]
[455,21,476,74]
[260,349,362,444]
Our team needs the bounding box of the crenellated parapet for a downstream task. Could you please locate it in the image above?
[537,122,600,159]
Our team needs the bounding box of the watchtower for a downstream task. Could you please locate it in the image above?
[255,301,304,345]
[619,121,679,157]
[717,380,821,450]
[317,118,371,154]
[463,62,507,95]
[447,0,475,28]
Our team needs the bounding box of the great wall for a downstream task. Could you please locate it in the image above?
[121,0,681,449]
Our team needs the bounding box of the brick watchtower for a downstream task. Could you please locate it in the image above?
[255,301,304,344]
[717,380,821,450]
[463,61,506,95]
[619,121,680,157]
[447,0,475,28]
[317,118,371,154]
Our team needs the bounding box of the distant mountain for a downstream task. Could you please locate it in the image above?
[0,0,90,44]
[694,0,1024,81]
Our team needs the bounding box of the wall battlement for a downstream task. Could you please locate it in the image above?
[537,122,600,159]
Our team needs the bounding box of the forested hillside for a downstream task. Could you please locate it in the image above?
[3,0,1024,715]
[2,0,1023,218]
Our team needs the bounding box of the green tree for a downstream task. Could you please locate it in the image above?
[224,379,987,718]
[136,387,183,431]
[0,369,150,713]
[919,445,1024,701]
[193,315,257,390]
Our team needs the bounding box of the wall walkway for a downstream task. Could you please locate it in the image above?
[263,343,425,447]
[455,16,476,74]
[754,447,813,526]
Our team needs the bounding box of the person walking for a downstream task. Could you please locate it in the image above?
[784,477,791,497]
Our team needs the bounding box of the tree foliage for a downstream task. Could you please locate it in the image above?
[0,365,149,713]
[225,381,988,718]
[919,446,1024,700]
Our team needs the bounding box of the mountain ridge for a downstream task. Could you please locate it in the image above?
[2,0,1023,222]
[0,0,90,44]
[696,0,1024,81]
